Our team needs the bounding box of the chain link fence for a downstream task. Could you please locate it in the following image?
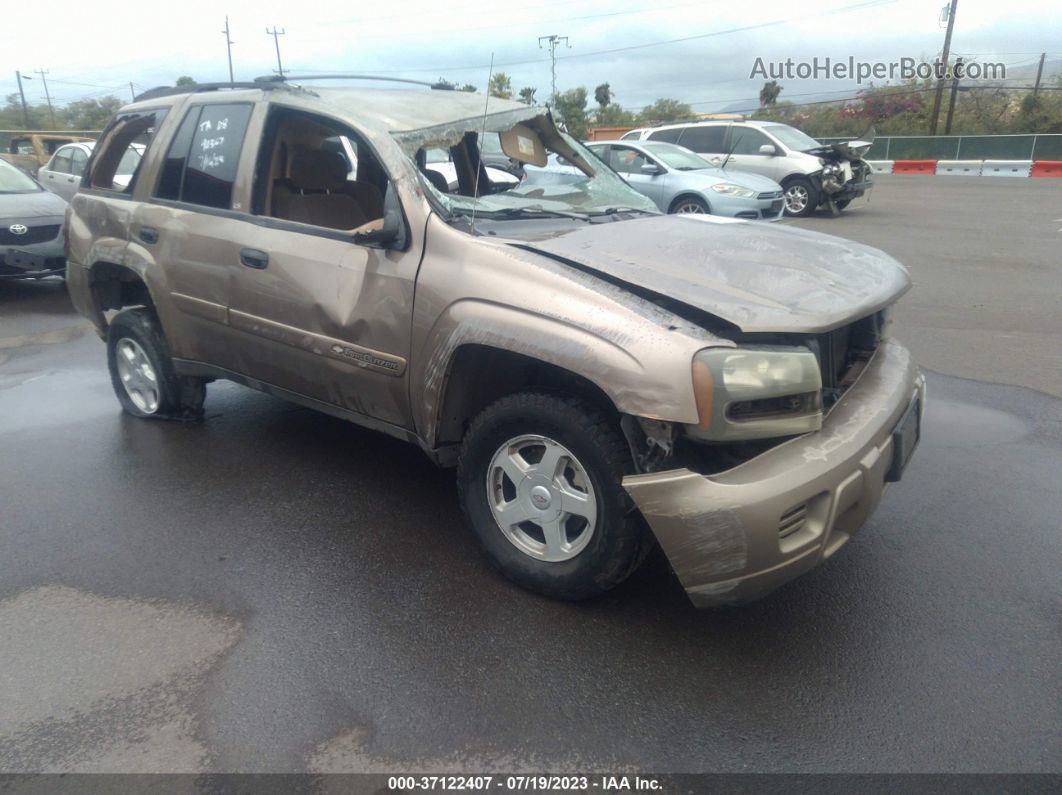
[817,133,1062,161]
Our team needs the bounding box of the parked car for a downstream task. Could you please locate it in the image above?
[38,141,143,201]
[2,133,94,175]
[0,158,67,281]
[586,140,784,220]
[621,120,873,217]
[66,80,923,609]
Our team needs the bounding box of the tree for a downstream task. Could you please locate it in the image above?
[594,82,612,109]
[488,73,513,99]
[638,98,692,124]
[175,76,197,87]
[593,103,636,127]
[63,96,124,130]
[460,84,477,92]
[759,80,782,106]
[518,87,537,105]
[553,87,589,138]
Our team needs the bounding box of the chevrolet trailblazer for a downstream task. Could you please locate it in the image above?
[66,77,924,608]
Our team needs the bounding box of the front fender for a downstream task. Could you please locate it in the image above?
[412,298,701,448]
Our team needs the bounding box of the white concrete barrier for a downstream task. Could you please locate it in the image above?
[866,160,893,174]
[980,160,1032,177]
[935,160,983,176]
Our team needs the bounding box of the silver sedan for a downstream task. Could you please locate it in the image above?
[586,141,785,220]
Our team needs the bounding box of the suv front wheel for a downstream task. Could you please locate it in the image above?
[107,307,205,420]
[457,392,651,601]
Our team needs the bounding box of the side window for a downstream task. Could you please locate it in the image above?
[51,147,73,174]
[647,128,683,144]
[608,146,648,174]
[677,126,726,153]
[70,148,88,177]
[619,131,639,140]
[730,127,772,155]
[155,109,200,200]
[155,103,253,209]
[87,109,168,194]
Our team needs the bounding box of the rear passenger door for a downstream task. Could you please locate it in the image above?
[675,126,727,167]
[133,100,256,371]
[40,146,75,198]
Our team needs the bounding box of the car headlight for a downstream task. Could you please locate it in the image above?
[710,183,756,198]
[689,346,823,442]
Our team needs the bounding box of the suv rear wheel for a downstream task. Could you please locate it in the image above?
[457,392,651,601]
[107,307,205,420]
[782,176,819,217]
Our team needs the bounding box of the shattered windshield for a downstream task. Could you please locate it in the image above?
[414,130,658,219]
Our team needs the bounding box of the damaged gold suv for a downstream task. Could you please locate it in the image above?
[67,77,925,608]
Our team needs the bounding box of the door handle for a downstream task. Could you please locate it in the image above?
[138,226,159,245]
[240,248,269,269]
[67,177,75,183]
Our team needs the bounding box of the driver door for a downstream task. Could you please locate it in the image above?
[607,145,668,209]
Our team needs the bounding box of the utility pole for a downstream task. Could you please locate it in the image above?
[537,34,570,104]
[944,57,962,135]
[34,69,56,128]
[222,16,235,84]
[928,0,958,135]
[15,71,31,128]
[1032,52,1046,97]
[266,26,286,76]
[129,82,136,102]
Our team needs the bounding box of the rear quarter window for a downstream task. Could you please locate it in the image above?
[87,109,168,195]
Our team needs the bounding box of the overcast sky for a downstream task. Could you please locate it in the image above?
[2,0,1059,113]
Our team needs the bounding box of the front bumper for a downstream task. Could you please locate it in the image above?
[719,191,785,222]
[0,239,65,280]
[624,339,924,608]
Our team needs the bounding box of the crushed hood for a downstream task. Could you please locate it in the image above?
[513,214,910,333]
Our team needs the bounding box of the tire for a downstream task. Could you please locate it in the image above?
[782,176,819,217]
[670,195,710,215]
[106,307,205,420]
[457,392,652,601]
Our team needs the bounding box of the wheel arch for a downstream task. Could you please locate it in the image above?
[434,344,622,457]
[668,192,711,214]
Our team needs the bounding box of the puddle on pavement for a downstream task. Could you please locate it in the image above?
[923,397,1029,447]
[0,585,241,772]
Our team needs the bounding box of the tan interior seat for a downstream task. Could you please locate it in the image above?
[343,181,384,220]
[272,149,367,230]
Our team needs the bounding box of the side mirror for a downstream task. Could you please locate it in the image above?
[640,163,663,175]
[354,184,406,249]
[758,144,779,156]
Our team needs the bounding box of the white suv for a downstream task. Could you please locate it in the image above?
[621,120,872,217]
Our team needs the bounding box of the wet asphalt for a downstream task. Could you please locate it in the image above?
[0,177,1059,774]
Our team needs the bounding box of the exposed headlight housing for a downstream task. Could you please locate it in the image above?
[710,183,756,198]
[688,346,823,442]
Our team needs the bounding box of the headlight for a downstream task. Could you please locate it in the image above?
[710,183,756,198]
[689,346,823,442]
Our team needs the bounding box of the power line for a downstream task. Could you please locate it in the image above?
[538,34,570,103]
[266,26,287,76]
[34,69,56,127]
[222,16,235,84]
[339,0,896,75]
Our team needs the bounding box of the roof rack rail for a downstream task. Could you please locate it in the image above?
[133,81,290,103]
[255,74,455,90]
